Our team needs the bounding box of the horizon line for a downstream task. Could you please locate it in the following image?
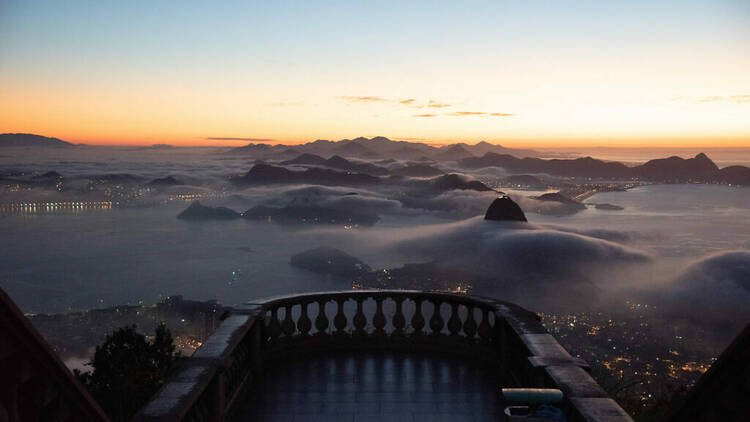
[5,132,750,149]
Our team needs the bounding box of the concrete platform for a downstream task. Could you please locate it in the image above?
[233,351,506,422]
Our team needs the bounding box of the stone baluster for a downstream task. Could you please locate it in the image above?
[297,301,312,336]
[372,297,386,336]
[314,300,329,335]
[478,308,491,342]
[447,303,462,336]
[463,306,478,338]
[429,300,445,335]
[281,304,295,336]
[333,298,348,335]
[353,298,367,337]
[392,297,406,336]
[411,299,425,335]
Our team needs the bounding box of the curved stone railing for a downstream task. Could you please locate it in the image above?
[135,290,633,422]
[258,290,501,362]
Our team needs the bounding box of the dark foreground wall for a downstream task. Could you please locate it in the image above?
[0,287,110,422]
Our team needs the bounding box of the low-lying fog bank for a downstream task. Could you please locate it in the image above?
[2,147,749,344]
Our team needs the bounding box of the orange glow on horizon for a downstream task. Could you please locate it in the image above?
[2,1,748,151]
[11,132,749,149]
[4,90,748,148]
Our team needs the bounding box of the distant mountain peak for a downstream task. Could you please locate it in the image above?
[445,144,469,151]
[232,143,272,151]
[433,144,474,161]
[0,133,72,148]
[228,135,538,160]
[484,196,527,222]
[281,153,326,165]
[326,155,350,165]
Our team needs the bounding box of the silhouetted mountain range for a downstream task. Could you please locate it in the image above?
[227,136,539,161]
[280,153,327,165]
[10,132,748,185]
[282,153,445,177]
[233,164,382,186]
[632,153,718,180]
[317,155,389,176]
[460,153,630,177]
[0,133,72,148]
[460,152,750,183]
[432,145,474,161]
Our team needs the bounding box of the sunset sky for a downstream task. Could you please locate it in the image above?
[1,0,748,147]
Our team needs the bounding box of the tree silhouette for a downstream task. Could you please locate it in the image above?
[75,324,180,421]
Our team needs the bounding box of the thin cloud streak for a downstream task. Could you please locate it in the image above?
[337,95,515,117]
[447,111,486,116]
[338,96,453,109]
[412,111,515,118]
[338,96,388,102]
[427,101,452,108]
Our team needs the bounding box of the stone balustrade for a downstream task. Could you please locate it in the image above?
[134,290,633,422]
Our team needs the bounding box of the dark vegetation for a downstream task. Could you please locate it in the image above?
[75,324,180,421]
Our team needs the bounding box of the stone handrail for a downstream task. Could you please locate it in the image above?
[134,290,633,422]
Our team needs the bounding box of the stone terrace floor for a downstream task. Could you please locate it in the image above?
[233,351,506,422]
